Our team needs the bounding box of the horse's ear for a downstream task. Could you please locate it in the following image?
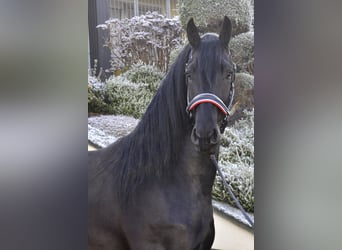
[219,16,232,48]
[187,18,201,49]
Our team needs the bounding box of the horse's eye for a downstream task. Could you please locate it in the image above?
[225,73,232,79]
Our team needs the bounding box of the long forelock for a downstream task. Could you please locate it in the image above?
[196,37,225,87]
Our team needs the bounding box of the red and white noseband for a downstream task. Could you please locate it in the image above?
[186,93,230,116]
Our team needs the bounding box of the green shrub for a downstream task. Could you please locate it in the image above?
[212,109,254,212]
[88,63,163,118]
[169,46,185,67]
[122,62,164,92]
[88,80,108,114]
[104,76,156,118]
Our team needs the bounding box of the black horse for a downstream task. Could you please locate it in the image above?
[88,16,235,250]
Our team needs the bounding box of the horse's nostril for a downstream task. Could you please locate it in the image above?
[191,128,200,145]
[191,127,219,146]
[210,129,219,144]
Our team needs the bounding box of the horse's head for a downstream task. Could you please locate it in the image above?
[185,17,235,153]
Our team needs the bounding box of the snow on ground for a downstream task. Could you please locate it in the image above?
[88,115,139,147]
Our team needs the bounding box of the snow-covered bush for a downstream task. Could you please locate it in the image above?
[212,109,254,212]
[227,72,254,126]
[178,0,252,36]
[230,31,254,74]
[98,12,184,74]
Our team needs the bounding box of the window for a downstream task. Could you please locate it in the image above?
[108,0,177,19]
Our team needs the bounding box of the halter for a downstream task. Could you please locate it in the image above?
[185,50,236,134]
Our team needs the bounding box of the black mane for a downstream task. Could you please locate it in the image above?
[101,45,194,202]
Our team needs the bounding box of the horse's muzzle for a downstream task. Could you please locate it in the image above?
[190,127,219,152]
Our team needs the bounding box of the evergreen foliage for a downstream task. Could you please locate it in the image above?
[88,64,164,118]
